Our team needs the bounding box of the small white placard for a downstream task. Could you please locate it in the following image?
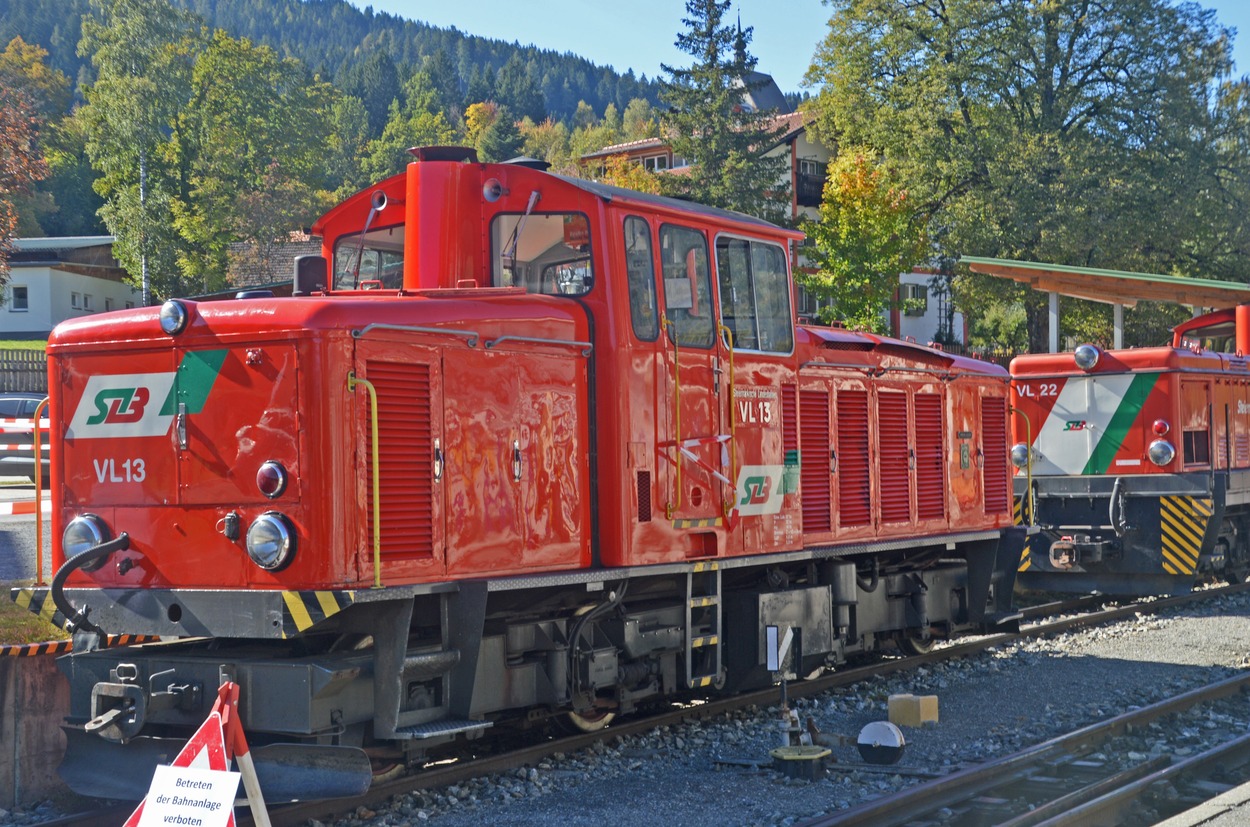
[137,764,240,827]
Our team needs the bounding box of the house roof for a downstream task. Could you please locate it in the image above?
[14,236,115,252]
[581,137,670,160]
[961,255,1250,309]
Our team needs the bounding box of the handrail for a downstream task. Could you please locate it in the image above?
[1009,405,1033,526]
[798,360,957,381]
[662,316,681,518]
[352,323,479,347]
[484,335,593,356]
[718,324,737,512]
[34,396,48,586]
[347,372,383,589]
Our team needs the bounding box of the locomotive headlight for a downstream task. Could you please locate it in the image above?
[1073,344,1101,371]
[1010,443,1033,469]
[159,299,189,335]
[1148,439,1176,467]
[256,460,288,498]
[63,514,112,571]
[246,512,295,571]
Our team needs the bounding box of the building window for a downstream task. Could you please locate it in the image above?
[71,292,81,309]
[901,283,928,317]
[799,159,823,177]
[125,301,135,309]
[643,155,668,171]
[9,285,27,311]
[105,298,114,312]
[83,294,94,311]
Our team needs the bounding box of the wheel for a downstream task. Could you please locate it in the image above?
[897,634,934,656]
[560,707,616,733]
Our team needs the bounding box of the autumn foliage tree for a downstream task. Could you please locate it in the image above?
[0,86,49,283]
[801,151,926,332]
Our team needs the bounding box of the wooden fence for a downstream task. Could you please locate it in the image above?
[0,350,47,393]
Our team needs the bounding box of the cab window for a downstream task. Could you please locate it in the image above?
[624,216,659,340]
[332,228,404,290]
[660,224,713,349]
[490,213,593,295]
[715,236,793,353]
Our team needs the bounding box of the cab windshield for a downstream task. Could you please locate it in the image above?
[490,212,593,296]
[333,225,404,290]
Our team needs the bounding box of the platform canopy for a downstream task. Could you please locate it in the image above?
[959,255,1250,351]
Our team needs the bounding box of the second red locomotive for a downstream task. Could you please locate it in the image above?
[14,147,1023,799]
[1011,306,1250,594]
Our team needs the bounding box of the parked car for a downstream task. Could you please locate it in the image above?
[0,392,49,483]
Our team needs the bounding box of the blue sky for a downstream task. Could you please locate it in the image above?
[359,1,1250,94]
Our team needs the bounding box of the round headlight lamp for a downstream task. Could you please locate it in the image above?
[1152,419,1170,436]
[63,514,112,571]
[246,512,295,571]
[1073,343,1101,371]
[1010,443,1032,469]
[1148,439,1176,467]
[159,299,189,335]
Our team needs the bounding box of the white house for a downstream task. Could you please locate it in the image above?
[2,237,138,338]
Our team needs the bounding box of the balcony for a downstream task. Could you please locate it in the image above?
[796,172,827,207]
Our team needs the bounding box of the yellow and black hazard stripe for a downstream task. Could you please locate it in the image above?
[1160,496,1213,575]
[1014,496,1033,571]
[1,639,72,657]
[672,516,723,529]
[280,590,356,638]
[10,586,69,630]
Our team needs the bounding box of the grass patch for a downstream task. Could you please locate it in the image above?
[0,580,68,644]
[0,339,47,350]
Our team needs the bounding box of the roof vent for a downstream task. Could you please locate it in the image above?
[408,145,479,163]
[504,156,552,171]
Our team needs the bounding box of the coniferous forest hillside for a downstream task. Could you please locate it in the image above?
[0,0,661,120]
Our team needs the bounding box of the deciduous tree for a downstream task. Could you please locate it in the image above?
[805,0,1237,350]
[800,151,926,332]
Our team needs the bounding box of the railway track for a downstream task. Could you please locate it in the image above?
[797,670,1250,827]
[34,583,1250,827]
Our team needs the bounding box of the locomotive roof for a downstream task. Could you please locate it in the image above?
[549,173,804,241]
[802,325,1008,377]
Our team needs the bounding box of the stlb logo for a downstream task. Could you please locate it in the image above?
[739,475,772,506]
[1063,420,1087,431]
[86,388,150,425]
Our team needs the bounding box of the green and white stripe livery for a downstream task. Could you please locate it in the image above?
[1030,373,1157,476]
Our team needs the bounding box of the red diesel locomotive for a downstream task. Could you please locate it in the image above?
[1011,306,1250,595]
[13,147,1023,800]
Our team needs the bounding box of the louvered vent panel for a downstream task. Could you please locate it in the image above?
[799,388,831,532]
[878,393,910,523]
[981,396,1010,515]
[914,393,945,521]
[365,361,435,559]
[1238,434,1250,467]
[836,390,871,527]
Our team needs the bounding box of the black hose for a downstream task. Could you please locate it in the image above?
[856,557,880,593]
[50,533,130,633]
